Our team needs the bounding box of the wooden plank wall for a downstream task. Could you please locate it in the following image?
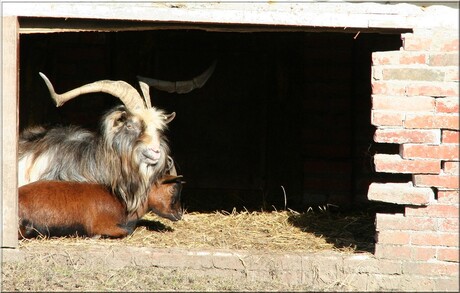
[1,16,19,248]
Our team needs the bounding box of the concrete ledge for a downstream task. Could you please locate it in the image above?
[2,245,458,291]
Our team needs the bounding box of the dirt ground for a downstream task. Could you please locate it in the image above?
[2,208,379,291]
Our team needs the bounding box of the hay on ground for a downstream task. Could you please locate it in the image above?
[19,208,375,254]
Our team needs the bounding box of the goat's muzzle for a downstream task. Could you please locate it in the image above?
[142,148,161,165]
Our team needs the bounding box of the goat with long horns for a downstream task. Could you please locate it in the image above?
[18,62,215,213]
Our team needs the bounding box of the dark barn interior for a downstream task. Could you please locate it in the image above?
[19,28,411,212]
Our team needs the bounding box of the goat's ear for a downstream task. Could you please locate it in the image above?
[161,175,184,184]
[104,109,126,130]
[163,112,176,124]
[113,111,127,128]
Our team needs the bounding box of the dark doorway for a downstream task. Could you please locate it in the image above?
[19,30,408,212]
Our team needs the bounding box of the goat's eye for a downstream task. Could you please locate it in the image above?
[126,123,133,130]
[171,194,179,205]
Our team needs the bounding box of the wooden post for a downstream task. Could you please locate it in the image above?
[1,16,19,248]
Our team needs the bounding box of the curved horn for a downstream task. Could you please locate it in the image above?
[137,60,217,94]
[39,72,146,111]
[138,80,152,109]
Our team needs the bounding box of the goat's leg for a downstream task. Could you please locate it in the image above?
[91,219,130,239]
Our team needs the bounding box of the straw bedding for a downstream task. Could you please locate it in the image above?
[19,207,376,254]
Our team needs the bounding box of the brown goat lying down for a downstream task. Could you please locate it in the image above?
[18,175,184,239]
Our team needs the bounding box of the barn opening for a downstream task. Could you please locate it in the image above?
[19,26,411,214]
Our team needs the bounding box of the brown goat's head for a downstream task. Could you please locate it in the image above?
[147,175,185,221]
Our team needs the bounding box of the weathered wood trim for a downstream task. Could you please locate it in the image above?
[1,16,19,248]
[2,2,458,34]
[17,17,411,35]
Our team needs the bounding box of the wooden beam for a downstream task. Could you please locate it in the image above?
[0,2,429,30]
[2,2,459,34]
[17,17,409,35]
[1,16,19,248]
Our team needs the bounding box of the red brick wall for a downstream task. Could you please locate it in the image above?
[369,28,459,278]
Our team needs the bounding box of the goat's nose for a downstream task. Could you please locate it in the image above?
[150,148,161,160]
[149,147,160,153]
